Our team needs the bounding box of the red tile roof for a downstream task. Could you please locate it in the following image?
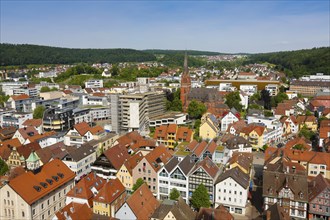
[93,178,126,204]
[22,119,43,127]
[123,152,144,175]
[320,119,330,139]
[126,183,160,220]
[55,202,93,220]
[9,159,75,205]
[103,144,130,170]
[145,145,172,172]
[66,172,105,206]
[11,94,30,101]
[16,126,39,140]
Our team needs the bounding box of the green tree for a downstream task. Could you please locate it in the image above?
[193,119,201,139]
[249,92,261,103]
[33,105,46,119]
[0,94,10,107]
[188,100,207,119]
[110,64,120,76]
[299,125,316,140]
[293,144,305,150]
[225,91,243,112]
[191,183,211,210]
[0,158,9,175]
[274,92,289,105]
[261,89,271,110]
[132,178,144,192]
[169,188,180,200]
[40,86,51,93]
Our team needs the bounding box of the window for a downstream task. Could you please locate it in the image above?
[7,191,10,197]
[11,201,13,206]
[234,191,237,195]
[42,214,45,220]
[4,199,6,205]
[41,204,44,209]
[224,189,226,193]
[240,191,242,195]
[47,200,50,205]
[313,204,316,208]
[33,209,35,215]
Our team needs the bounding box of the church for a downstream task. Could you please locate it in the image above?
[180,53,229,117]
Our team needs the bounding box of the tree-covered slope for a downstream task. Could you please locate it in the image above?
[144,49,224,56]
[247,47,330,78]
[0,44,156,66]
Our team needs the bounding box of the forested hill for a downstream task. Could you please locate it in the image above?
[0,44,157,66]
[247,47,330,78]
[144,49,224,56]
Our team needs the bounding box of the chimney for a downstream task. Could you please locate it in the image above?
[266,210,271,220]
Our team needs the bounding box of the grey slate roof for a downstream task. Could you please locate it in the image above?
[64,144,95,162]
[178,155,196,176]
[217,167,250,189]
[224,136,251,150]
[164,157,180,173]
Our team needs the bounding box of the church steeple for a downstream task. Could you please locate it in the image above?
[184,51,188,75]
[180,52,191,112]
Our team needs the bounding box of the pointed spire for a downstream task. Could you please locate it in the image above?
[184,51,188,75]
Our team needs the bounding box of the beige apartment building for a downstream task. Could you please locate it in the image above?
[290,80,329,96]
[0,158,75,220]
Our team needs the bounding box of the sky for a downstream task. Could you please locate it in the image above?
[0,0,329,53]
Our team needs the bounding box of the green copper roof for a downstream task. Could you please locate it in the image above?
[26,151,40,162]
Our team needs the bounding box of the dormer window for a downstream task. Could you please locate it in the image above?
[40,182,48,188]
[33,186,41,192]
[46,179,53,185]
[57,173,64,178]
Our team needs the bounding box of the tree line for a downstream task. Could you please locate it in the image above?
[246,47,330,78]
[0,43,156,66]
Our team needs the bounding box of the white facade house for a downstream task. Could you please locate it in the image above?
[215,167,250,215]
[239,91,249,110]
[149,112,187,127]
[0,112,33,128]
[82,95,109,106]
[221,111,239,132]
[64,122,105,146]
[247,115,283,143]
[219,83,236,92]
[13,87,39,98]
[240,85,257,96]
[265,84,279,96]
[157,156,195,203]
[62,145,97,181]
[85,79,103,88]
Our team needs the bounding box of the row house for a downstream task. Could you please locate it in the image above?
[0,112,32,128]
[64,122,105,146]
[263,157,309,219]
[199,112,220,140]
[92,178,126,218]
[308,174,330,220]
[221,110,240,132]
[6,142,41,168]
[61,144,97,181]
[227,120,247,136]
[0,138,24,163]
[54,202,92,220]
[296,115,318,132]
[215,167,250,215]
[227,152,253,176]
[247,115,283,142]
[0,159,75,220]
[223,136,252,158]
[6,94,33,112]
[157,155,195,203]
[116,152,144,191]
[66,172,105,207]
[319,119,330,149]
[132,145,172,195]
[12,126,39,144]
[153,124,194,149]
[186,140,218,163]
[188,157,221,203]
[91,144,130,180]
[115,183,160,220]
[22,118,43,134]
[280,115,299,136]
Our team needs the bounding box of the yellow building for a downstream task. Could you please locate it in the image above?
[240,125,265,150]
[297,115,318,132]
[199,113,219,140]
[154,124,194,149]
[116,152,144,191]
[93,178,126,217]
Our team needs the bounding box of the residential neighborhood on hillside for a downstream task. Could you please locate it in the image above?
[0,52,329,220]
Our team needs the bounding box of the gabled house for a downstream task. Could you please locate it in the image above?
[151,197,196,220]
[227,152,253,175]
[284,136,312,151]
[66,172,105,207]
[91,144,130,179]
[92,178,126,217]
[223,136,252,157]
[308,174,330,220]
[157,155,195,203]
[64,122,105,146]
[62,144,97,181]
[196,205,234,220]
[154,124,194,149]
[215,167,250,215]
[240,124,266,150]
[0,138,22,162]
[12,126,39,144]
[0,126,16,142]
[22,119,43,134]
[280,115,299,135]
[296,115,318,132]
[263,156,309,219]
[221,111,240,132]
[115,183,160,220]
[227,120,247,136]
[7,142,41,168]
[133,145,172,195]
[188,157,221,203]
[319,119,330,149]
[116,152,144,191]
[6,94,33,112]
[54,202,93,220]
[199,113,219,140]
[0,159,75,220]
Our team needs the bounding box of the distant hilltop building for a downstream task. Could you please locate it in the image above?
[300,73,330,81]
